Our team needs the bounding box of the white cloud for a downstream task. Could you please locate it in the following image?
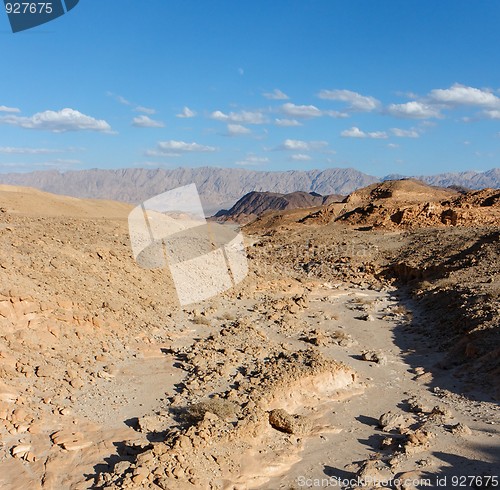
[341,127,365,138]
[325,110,350,118]
[176,106,196,118]
[135,106,156,115]
[281,102,322,118]
[235,155,269,166]
[227,124,251,136]
[387,143,399,148]
[146,140,217,157]
[279,139,328,151]
[281,139,309,150]
[482,109,500,119]
[0,105,20,113]
[132,115,165,128]
[274,118,302,127]
[428,83,500,108]
[391,127,420,138]
[386,101,441,119]
[317,89,380,111]
[0,146,65,154]
[210,110,267,124]
[263,89,289,100]
[106,92,132,106]
[368,131,389,139]
[0,108,113,133]
[341,127,388,139]
[34,158,81,167]
[290,153,312,161]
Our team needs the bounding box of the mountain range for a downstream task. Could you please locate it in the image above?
[0,167,498,214]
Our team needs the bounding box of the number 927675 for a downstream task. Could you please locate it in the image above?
[5,2,53,14]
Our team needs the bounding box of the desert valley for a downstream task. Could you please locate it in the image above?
[0,178,498,489]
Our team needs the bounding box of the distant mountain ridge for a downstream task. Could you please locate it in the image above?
[214,190,344,222]
[0,167,378,214]
[384,168,500,190]
[0,166,497,214]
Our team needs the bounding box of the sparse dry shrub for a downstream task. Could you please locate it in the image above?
[355,296,375,305]
[219,311,236,321]
[434,276,457,289]
[192,314,210,325]
[185,398,237,422]
[392,304,409,315]
[418,280,432,290]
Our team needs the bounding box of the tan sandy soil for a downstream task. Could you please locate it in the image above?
[0,184,498,489]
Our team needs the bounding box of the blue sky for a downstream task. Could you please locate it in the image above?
[0,0,499,177]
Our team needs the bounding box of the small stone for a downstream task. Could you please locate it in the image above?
[451,423,472,436]
[362,350,387,365]
[12,444,31,459]
[379,411,407,431]
[268,408,313,435]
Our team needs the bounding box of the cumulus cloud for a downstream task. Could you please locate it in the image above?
[274,118,302,127]
[279,139,328,151]
[386,101,441,119]
[281,103,323,118]
[263,89,289,100]
[384,84,500,121]
[341,127,388,139]
[0,108,113,133]
[482,109,500,119]
[317,89,380,111]
[176,106,197,118]
[391,127,420,138]
[290,153,312,161]
[280,103,347,119]
[132,115,165,128]
[146,140,217,157]
[428,83,500,108]
[325,110,350,118]
[210,110,267,124]
[0,105,20,113]
[227,124,251,136]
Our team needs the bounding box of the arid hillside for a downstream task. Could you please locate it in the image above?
[246,179,499,231]
[0,183,498,490]
[214,190,344,223]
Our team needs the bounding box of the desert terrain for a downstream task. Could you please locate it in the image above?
[0,180,498,489]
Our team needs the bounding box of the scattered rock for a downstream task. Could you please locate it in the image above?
[379,411,407,431]
[51,430,93,451]
[268,408,313,435]
[451,422,472,436]
[362,350,388,365]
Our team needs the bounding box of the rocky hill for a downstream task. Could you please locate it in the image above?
[214,190,344,222]
[336,181,500,230]
[247,179,500,231]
